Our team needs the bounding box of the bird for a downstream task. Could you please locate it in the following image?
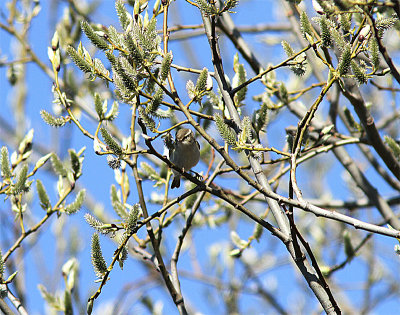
[169,128,200,189]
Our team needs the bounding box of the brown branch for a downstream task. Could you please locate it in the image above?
[341,78,400,181]
[131,98,188,314]
[0,22,55,80]
[6,290,28,315]
[324,234,373,277]
[288,100,400,230]
[393,0,400,20]
[202,7,341,314]
[168,22,291,41]
[366,11,400,85]
[170,160,225,301]
[216,12,263,74]
[371,80,400,92]
[287,208,341,314]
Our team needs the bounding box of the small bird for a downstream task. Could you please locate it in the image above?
[169,128,200,189]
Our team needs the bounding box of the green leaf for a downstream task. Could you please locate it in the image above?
[67,45,92,74]
[36,179,51,210]
[138,107,156,132]
[38,284,64,311]
[94,58,110,81]
[340,13,352,33]
[331,27,346,51]
[343,230,354,259]
[40,110,67,127]
[195,67,209,93]
[239,116,252,144]
[232,58,247,106]
[140,17,160,53]
[105,51,117,68]
[84,213,114,235]
[115,0,131,31]
[229,248,241,257]
[69,149,82,178]
[376,14,398,37]
[91,233,107,278]
[106,25,125,49]
[160,52,172,83]
[338,44,351,76]
[253,100,269,133]
[113,72,133,100]
[13,164,29,194]
[214,114,237,147]
[196,0,218,15]
[281,40,306,76]
[300,11,313,40]
[100,128,123,156]
[384,136,400,160]
[223,0,239,12]
[186,80,195,100]
[18,129,33,160]
[125,33,144,65]
[51,153,68,177]
[81,20,109,51]
[114,55,138,92]
[94,93,105,120]
[139,162,160,181]
[278,82,289,105]
[5,271,17,283]
[116,240,128,270]
[369,38,380,69]
[126,204,140,234]
[343,107,361,131]
[64,190,86,214]
[253,223,263,241]
[34,153,52,171]
[230,231,247,249]
[1,146,12,180]
[319,16,332,47]
[351,61,367,85]
[145,88,164,115]
[281,40,294,57]
[111,184,128,219]
[105,101,119,121]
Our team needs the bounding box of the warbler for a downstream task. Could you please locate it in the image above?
[169,128,200,189]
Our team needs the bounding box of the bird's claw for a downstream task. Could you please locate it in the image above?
[190,170,203,181]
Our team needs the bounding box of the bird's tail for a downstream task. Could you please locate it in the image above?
[171,175,180,189]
